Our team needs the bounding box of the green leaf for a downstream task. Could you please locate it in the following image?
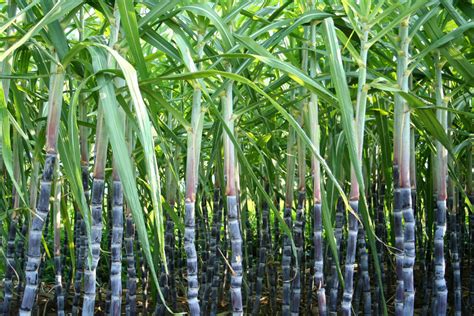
[0,0,41,34]
[410,21,474,73]
[0,0,82,62]
[0,86,27,206]
[180,3,234,51]
[400,92,453,153]
[118,0,149,78]
[234,34,336,104]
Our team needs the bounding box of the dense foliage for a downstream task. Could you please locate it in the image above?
[0,0,473,315]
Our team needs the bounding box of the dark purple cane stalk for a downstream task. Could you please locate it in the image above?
[468,145,474,314]
[448,197,461,316]
[4,217,18,314]
[18,157,40,300]
[109,163,124,315]
[223,71,244,315]
[357,224,371,315]
[83,2,124,309]
[291,62,307,314]
[137,237,150,314]
[199,195,210,309]
[252,187,270,315]
[156,137,178,314]
[3,131,21,315]
[282,125,296,316]
[243,198,254,309]
[329,198,344,314]
[374,177,387,316]
[73,95,90,316]
[203,196,215,313]
[82,108,108,315]
[16,220,28,299]
[399,19,416,316]
[341,201,359,316]
[2,2,18,308]
[470,211,474,315]
[433,51,448,315]
[53,167,65,316]
[269,194,279,314]
[393,17,417,315]
[210,183,223,316]
[308,21,327,316]
[125,206,137,316]
[182,34,206,315]
[203,193,217,314]
[291,190,305,316]
[393,172,404,316]
[20,60,65,315]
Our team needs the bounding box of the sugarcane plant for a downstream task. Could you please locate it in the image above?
[20,58,65,316]
[0,1,472,316]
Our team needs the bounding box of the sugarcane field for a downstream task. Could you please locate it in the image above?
[0,0,473,315]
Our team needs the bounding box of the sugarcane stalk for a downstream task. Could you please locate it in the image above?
[210,177,223,316]
[203,195,215,314]
[1,1,17,310]
[374,174,387,316]
[398,20,416,316]
[357,223,371,316]
[83,5,126,311]
[448,183,461,316]
[282,123,296,316]
[252,183,270,315]
[291,29,308,315]
[125,204,137,316]
[223,65,244,315]
[199,195,210,307]
[183,33,206,316]
[53,166,64,316]
[468,143,474,313]
[157,113,178,314]
[393,17,414,316]
[17,112,43,302]
[308,20,326,316]
[137,231,150,315]
[338,13,370,312]
[73,95,90,316]
[329,198,344,314]
[446,101,461,316]
[20,58,65,315]
[3,129,21,315]
[242,190,253,309]
[82,106,107,315]
[109,160,124,316]
[433,51,448,315]
[269,195,279,314]
[73,8,89,314]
